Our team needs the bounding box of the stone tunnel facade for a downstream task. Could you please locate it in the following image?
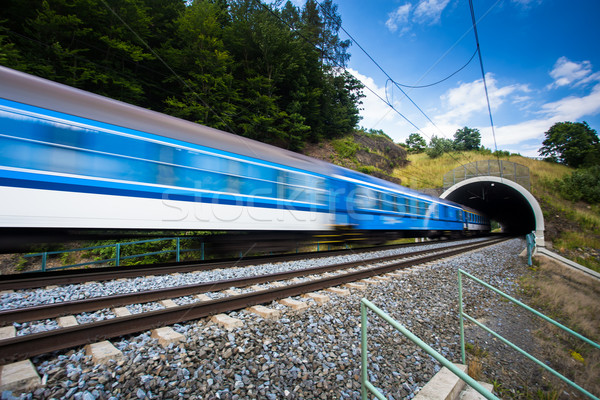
[440,176,545,246]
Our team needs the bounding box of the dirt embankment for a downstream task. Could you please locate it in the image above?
[303,132,408,184]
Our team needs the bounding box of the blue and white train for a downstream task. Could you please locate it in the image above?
[0,66,489,246]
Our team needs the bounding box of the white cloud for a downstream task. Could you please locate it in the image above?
[414,0,451,24]
[548,57,600,88]
[348,69,399,125]
[348,68,418,141]
[385,0,451,35]
[510,0,542,6]
[437,74,529,123]
[472,84,600,156]
[349,65,600,156]
[386,3,411,33]
[541,83,600,120]
[428,74,600,156]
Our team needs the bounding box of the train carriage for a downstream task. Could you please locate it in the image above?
[0,66,490,244]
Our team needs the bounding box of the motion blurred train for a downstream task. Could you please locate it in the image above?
[0,66,489,247]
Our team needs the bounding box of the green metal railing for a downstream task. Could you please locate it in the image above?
[24,238,341,272]
[360,298,498,400]
[458,269,600,400]
[525,231,536,266]
[24,237,206,272]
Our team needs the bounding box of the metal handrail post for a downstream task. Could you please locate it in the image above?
[458,269,600,400]
[176,238,180,262]
[526,231,535,266]
[458,271,466,364]
[115,243,120,266]
[360,298,498,400]
[463,312,599,400]
[360,300,368,400]
[459,269,600,350]
[41,252,47,272]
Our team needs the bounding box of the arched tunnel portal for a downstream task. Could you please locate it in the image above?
[440,177,545,246]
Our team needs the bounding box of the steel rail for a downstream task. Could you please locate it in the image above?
[0,238,503,325]
[0,237,477,290]
[0,237,508,363]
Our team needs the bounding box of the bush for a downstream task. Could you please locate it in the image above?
[557,165,600,203]
[492,149,511,157]
[332,137,361,159]
[426,136,454,158]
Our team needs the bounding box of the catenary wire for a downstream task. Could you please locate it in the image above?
[394,48,478,89]
[468,0,502,172]
[314,1,475,170]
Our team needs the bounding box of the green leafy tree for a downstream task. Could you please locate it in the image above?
[404,133,427,153]
[453,126,481,151]
[539,121,600,168]
[163,0,239,131]
[426,135,454,158]
[557,165,600,203]
[3,0,364,151]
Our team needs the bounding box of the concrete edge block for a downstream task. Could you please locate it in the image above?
[0,360,42,394]
[413,363,467,400]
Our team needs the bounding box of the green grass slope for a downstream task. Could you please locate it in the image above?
[394,152,600,272]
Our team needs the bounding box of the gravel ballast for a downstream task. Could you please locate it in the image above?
[2,238,532,399]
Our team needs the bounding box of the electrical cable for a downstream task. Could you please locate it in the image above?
[315,1,473,171]
[467,0,502,173]
[408,0,503,90]
[394,48,478,89]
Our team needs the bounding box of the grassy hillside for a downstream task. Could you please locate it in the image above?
[394,151,600,272]
[303,129,408,183]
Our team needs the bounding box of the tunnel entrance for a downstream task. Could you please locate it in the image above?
[441,161,545,246]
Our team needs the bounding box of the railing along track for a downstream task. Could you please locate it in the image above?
[0,237,478,290]
[0,238,500,325]
[0,237,507,363]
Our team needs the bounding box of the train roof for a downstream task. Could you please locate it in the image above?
[0,66,333,176]
[330,164,465,208]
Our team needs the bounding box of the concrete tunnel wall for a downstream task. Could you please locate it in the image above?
[440,176,545,246]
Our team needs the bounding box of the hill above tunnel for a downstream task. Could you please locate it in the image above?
[303,129,409,184]
[393,151,600,273]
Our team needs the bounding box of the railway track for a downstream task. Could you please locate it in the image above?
[0,236,507,363]
[0,237,478,291]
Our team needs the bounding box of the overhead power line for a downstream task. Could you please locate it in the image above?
[468,0,499,156]
[394,48,478,89]
[314,1,476,170]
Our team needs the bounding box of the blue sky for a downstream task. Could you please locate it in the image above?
[294,0,600,156]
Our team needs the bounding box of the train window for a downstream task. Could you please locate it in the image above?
[240,176,278,199]
[382,193,394,211]
[246,162,278,184]
[281,171,322,204]
[367,189,378,209]
[407,198,416,216]
[314,177,327,205]
[225,161,242,194]
[393,196,403,213]
[354,187,369,208]
[374,192,382,210]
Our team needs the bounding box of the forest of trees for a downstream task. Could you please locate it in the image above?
[0,0,364,151]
